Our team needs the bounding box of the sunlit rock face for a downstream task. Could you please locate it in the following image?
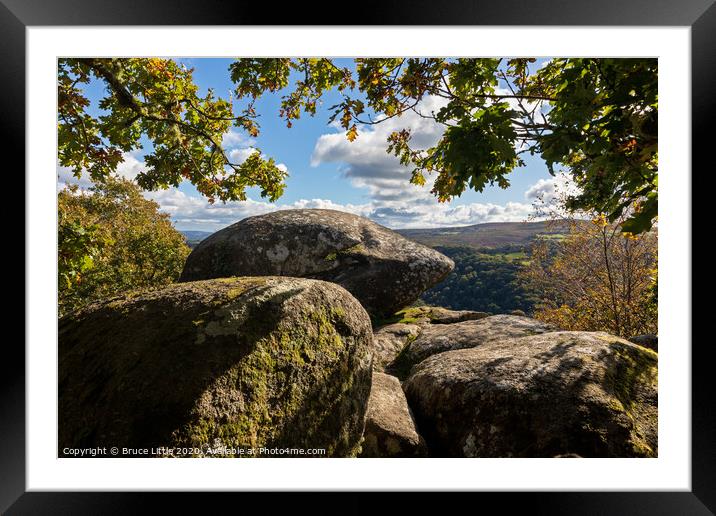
[179,209,454,318]
[404,331,658,458]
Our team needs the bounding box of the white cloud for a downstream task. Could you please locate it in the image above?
[58,161,541,231]
[57,107,569,232]
[222,129,255,148]
[524,172,580,204]
[58,147,288,193]
[56,150,147,191]
[309,90,549,211]
[57,166,93,191]
[226,148,288,176]
[57,77,562,233]
[141,184,538,232]
[144,188,375,231]
[115,151,147,180]
[227,147,256,164]
[367,200,536,229]
[310,95,448,206]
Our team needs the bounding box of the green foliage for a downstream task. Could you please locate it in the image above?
[59,58,658,233]
[58,58,287,204]
[530,59,658,233]
[420,246,541,314]
[228,57,658,233]
[57,178,191,316]
[58,212,104,290]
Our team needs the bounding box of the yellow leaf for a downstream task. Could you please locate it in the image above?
[411,171,426,186]
[346,125,358,142]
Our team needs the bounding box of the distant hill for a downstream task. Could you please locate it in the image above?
[396,220,570,249]
[182,221,572,251]
[181,230,213,241]
[180,230,213,248]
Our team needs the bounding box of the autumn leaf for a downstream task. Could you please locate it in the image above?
[346,125,358,142]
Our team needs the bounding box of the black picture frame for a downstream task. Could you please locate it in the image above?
[4,1,711,513]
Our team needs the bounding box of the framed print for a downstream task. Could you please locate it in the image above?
[4,0,713,513]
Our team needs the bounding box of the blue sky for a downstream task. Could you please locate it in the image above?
[58,58,565,231]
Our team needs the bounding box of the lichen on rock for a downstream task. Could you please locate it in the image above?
[372,323,422,372]
[391,314,555,379]
[371,306,490,373]
[404,331,658,458]
[58,276,373,457]
[178,209,454,317]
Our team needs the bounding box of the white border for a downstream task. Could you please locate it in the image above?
[27,27,691,491]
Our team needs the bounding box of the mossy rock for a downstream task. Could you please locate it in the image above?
[178,209,454,317]
[371,306,489,374]
[391,315,554,379]
[373,305,487,327]
[404,331,658,457]
[58,277,373,457]
[371,323,422,372]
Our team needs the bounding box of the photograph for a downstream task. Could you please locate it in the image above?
[4,4,709,509]
[56,57,660,459]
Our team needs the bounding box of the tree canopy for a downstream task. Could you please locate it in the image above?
[58,58,287,203]
[58,57,658,232]
[420,245,540,315]
[58,177,190,315]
